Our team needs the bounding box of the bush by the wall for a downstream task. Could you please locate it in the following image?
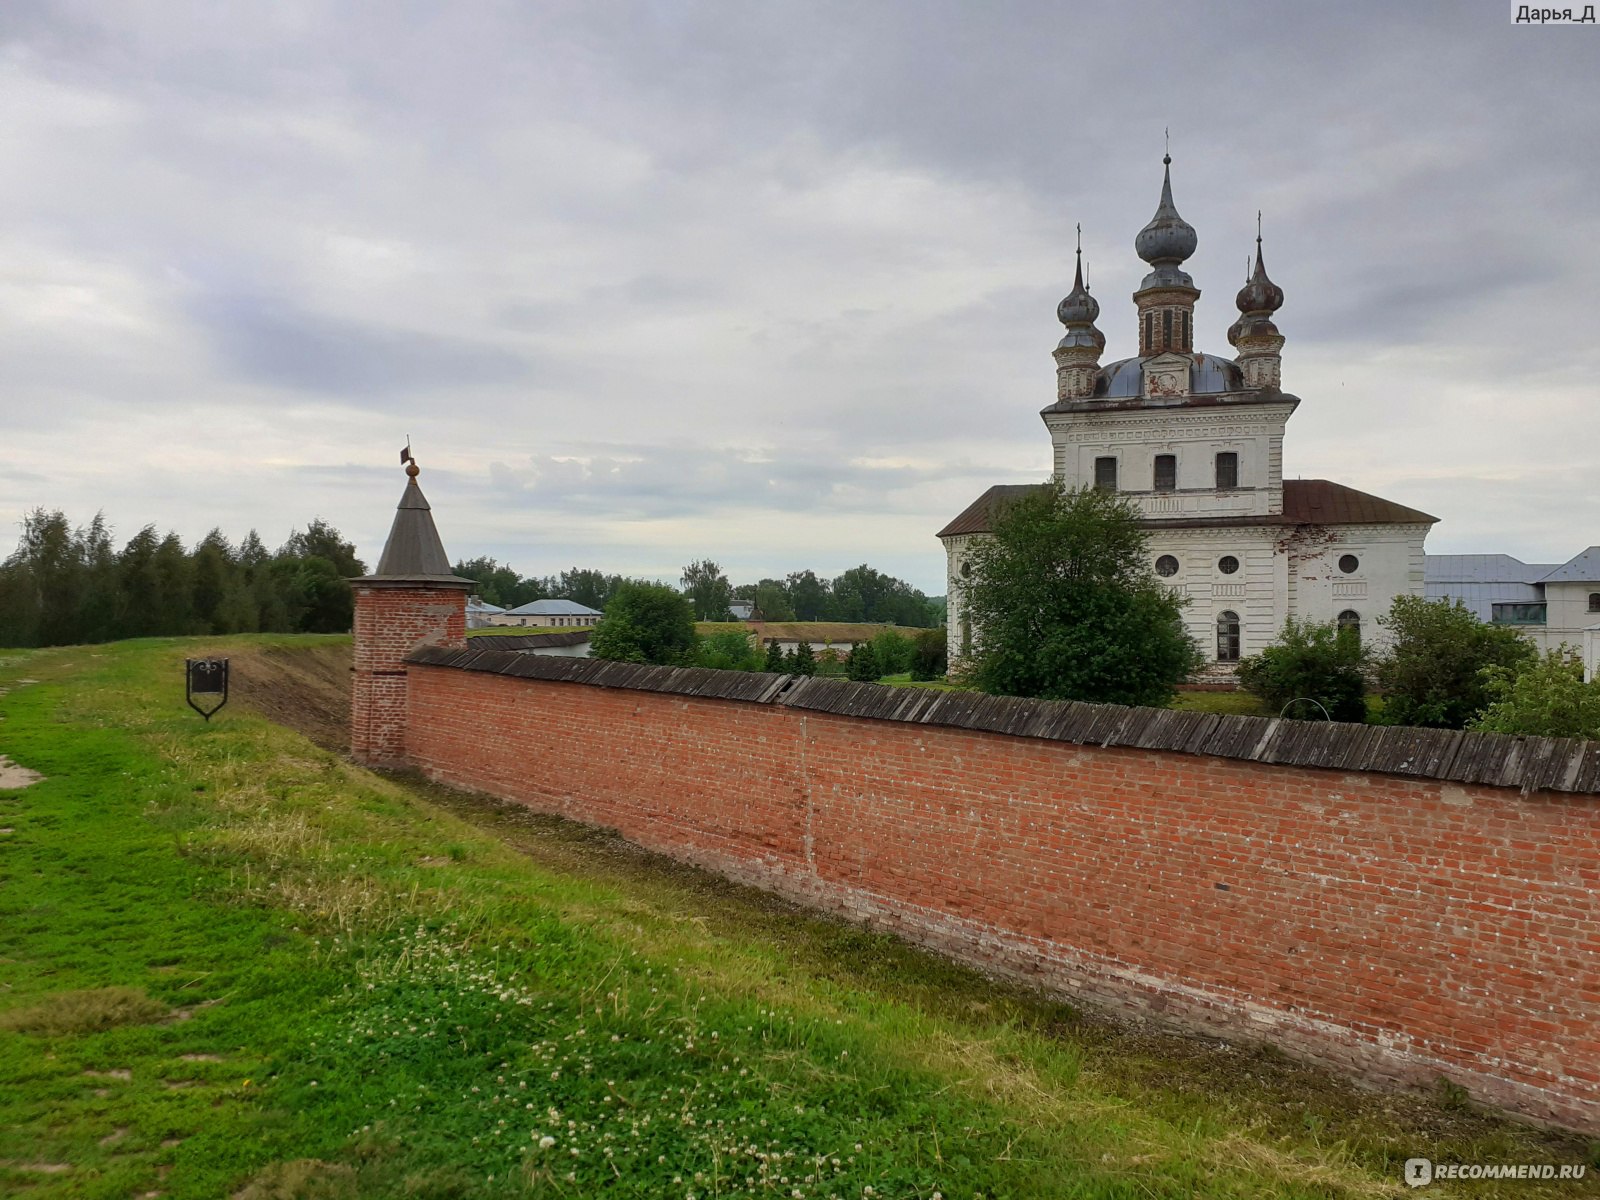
[1237,618,1367,723]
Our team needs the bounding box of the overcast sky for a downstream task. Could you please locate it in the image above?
[3,1,1597,593]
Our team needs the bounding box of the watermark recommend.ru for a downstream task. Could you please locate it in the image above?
[1405,1158,1588,1187]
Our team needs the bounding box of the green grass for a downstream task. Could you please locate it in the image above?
[0,636,1591,1198]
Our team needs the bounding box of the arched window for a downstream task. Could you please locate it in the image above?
[961,615,973,656]
[1216,611,1241,663]
[1590,592,1600,613]
[1337,609,1361,647]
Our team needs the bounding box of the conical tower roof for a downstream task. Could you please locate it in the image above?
[360,461,474,584]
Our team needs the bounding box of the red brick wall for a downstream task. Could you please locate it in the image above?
[404,665,1600,1131]
[350,585,466,765]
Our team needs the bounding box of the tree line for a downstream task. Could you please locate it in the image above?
[0,509,365,648]
[458,556,942,627]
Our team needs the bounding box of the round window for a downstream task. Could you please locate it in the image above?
[1338,554,1360,574]
[1217,555,1240,575]
[960,561,972,579]
[1155,554,1179,577]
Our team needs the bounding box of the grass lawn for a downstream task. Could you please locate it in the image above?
[0,636,1590,1198]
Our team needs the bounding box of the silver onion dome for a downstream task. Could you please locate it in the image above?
[1134,155,1197,289]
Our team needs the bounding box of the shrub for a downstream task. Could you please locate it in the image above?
[1472,649,1600,739]
[868,629,913,676]
[790,641,817,677]
[1375,596,1536,728]
[846,641,880,682]
[1236,618,1367,722]
[694,630,762,671]
[762,638,787,673]
[909,629,948,681]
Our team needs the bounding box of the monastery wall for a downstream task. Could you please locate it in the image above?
[393,644,1600,1133]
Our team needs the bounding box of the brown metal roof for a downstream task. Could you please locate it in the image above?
[935,484,1049,538]
[936,479,1437,539]
[1281,479,1438,526]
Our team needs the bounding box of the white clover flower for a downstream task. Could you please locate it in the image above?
[539,1135,556,1149]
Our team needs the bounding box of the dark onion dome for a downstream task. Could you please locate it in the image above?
[1134,155,1198,286]
[1235,238,1284,314]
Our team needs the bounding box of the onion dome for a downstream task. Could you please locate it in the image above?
[1235,237,1284,315]
[1056,231,1105,353]
[1134,155,1197,288]
[1228,227,1285,349]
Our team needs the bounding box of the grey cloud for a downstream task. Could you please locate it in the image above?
[186,292,540,400]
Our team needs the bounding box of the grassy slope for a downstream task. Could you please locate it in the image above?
[0,637,1590,1199]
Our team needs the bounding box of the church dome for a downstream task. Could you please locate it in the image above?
[1094,352,1243,398]
[1234,241,1284,315]
[1134,155,1198,277]
[1057,277,1100,326]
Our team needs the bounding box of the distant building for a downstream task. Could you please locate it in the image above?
[1427,548,1600,654]
[465,594,507,630]
[488,598,604,629]
[940,156,1435,671]
[728,600,758,621]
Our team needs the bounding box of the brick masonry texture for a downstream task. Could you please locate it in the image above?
[392,662,1600,1132]
[350,584,467,765]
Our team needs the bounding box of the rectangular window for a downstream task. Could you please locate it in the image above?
[1491,603,1547,625]
[1153,454,1176,492]
[1094,456,1118,491]
[1215,451,1238,490]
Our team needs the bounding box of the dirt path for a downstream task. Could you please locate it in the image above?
[225,641,352,753]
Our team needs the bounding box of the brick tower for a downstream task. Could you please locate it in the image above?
[350,456,473,766]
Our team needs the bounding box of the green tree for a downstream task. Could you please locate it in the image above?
[191,528,236,633]
[78,513,121,643]
[1237,618,1367,722]
[1472,649,1600,739]
[845,640,880,682]
[763,639,788,672]
[1376,596,1536,729]
[790,640,817,677]
[736,579,796,622]
[869,629,914,675]
[962,482,1199,705]
[681,559,734,620]
[152,533,196,634]
[115,526,162,639]
[694,630,762,671]
[785,570,832,621]
[910,629,948,681]
[295,556,355,633]
[281,518,365,578]
[454,556,530,608]
[591,582,697,666]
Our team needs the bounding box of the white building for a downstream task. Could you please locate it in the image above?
[488,598,604,628]
[1427,548,1600,655]
[940,157,1437,670]
[464,594,507,630]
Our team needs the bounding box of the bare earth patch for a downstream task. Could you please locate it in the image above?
[1,987,167,1036]
[0,755,42,789]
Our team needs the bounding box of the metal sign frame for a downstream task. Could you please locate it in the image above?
[185,658,230,721]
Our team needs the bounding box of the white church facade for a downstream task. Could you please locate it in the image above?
[939,157,1438,671]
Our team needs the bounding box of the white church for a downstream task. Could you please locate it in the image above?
[939,157,1438,670]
